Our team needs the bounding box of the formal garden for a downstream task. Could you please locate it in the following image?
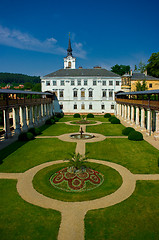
[0,114,159,240]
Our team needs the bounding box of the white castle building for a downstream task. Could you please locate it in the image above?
[41,37,121,114]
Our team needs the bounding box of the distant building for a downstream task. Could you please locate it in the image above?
[41,37,121,114]
[121,70,159,92]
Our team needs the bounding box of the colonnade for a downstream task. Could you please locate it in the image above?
[3,101,54,139]
[116,103,159,136]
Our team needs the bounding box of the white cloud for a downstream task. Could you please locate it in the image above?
[0,25,87,58]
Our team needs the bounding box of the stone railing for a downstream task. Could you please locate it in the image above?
[115,98,159,110]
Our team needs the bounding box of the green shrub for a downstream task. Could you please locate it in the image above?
[104,113,111,118]
[45,119,52,125]
[108,116,116,122]
[18,132,34,141]
[122,127,135,136]
[54,116,59,122]
[28,127,41,136]
[128,131,143,141]
[56,113,64,118]
[87,113,94,118]
[51,119,55,124]
[111,118,120,124]
[74,113,80,118]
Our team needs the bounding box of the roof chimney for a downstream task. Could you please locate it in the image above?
[130,69,132,76]
[93,66,101,69]
[79,66,83,69]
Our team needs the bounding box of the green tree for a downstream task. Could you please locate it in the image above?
[24,82,33,90]
[136,81,142,91]
[138,61,146,73]
[135,80,148,91]
[111,64,130,76]
[146,52,159,78]
[134,65,138,71]
[32,83,41,92]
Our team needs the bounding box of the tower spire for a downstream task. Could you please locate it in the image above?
[67,33,72,56]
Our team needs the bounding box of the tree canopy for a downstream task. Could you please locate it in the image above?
[146,52,159,78]
[136,80,148,91]
[111,64,130,76]
[0,72,40,84]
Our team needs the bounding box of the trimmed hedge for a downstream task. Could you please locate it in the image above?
[128,131,143,141]
[18,132,34,141]
[108,116,116,122]
[55,113,64,118]
[122,127,135,136]
[111,118,120,124]
[45,118,56,125]
[28,127,41,136]
[87,113,94,118]
[104,113,111,118]
[74,113,80,118]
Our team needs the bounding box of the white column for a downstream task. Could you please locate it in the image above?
[13,107,21,135]
[155,111,159,134]
[147,109,151,135]
[131,105,134,124]
[122,105,124,118]
[38,104,42,123]
[20,106,28,132]
[26,106,29,125]
[3,108,11,138]
[124,105,127,120]
[29,106,34,128]
[140,108,145,130]
[34,105,38,125]
[127,105,130,122]
[135,107,140,126]
[50,103,53,116]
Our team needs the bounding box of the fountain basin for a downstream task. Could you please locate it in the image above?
[70,133,94,139]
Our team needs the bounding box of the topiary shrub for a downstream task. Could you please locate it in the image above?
[87,113,94,118]
[122,127,135,136]
[45,119,52,125]
[108,115,116,122]
[111,118,120,124]
[54,116,59,122]
[56,113,64,118]
[128,131,143,141]
[51,119,55,124]
[104,113,111,118]
[18,132,34,141]
[28,127,41,136]
[74,113,80,118]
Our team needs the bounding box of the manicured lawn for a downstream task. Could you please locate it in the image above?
[58,116,74,122]
[33,162,122,202]
[0,139,76,172]
[0,180,61,240]
[85,181,159,240]
[86,139,159,174]
[41,123,79,136]
[86,123,125,136]
[58,116,109,122]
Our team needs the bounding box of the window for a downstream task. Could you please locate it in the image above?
[93,80,97,86]
[109,81,113,86]
[89,90,93,98]
[61,80,65,86]
[102,91,106,98]
[81,90,85,98]
[68,61,71,68]
[71,80,75,86]
[73,90,77,98]
[116,81,119,86]
[46,81,50,86]
[101,104,105,110]
[149,83,152,88]
[103,80,106,86]
[74,104,77,109]
[89,104,92,110]
[59,90,63,98]
[111,105,114,109]
[77,80,81,85]
[52,80,56,86]
[109,91,113,98]
[81,104,85,109]
[60,104,63,109]
[84,80,87,86]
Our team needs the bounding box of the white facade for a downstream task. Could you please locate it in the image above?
[41,75,121,114]
[64,55,76,69]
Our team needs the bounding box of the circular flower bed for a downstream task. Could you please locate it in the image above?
[50,167,104,192]
[71,120,96,124]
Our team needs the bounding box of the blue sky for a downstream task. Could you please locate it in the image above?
[0,0,159,76]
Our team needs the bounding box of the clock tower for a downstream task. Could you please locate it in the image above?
[64,35,76,69]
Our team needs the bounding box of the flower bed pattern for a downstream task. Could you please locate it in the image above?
[50,167,104,192]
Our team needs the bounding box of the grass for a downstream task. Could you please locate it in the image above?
[0,180,61,240]
[58,116,74,122]
[85,181,159,240]
[86,138,159,174]
[41,123,79,136]
[86,123,125,136]
[0,138,76,172]
[58,115,109,123]
[33,162,122,202]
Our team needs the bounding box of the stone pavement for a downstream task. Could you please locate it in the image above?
[1,120,159,240]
